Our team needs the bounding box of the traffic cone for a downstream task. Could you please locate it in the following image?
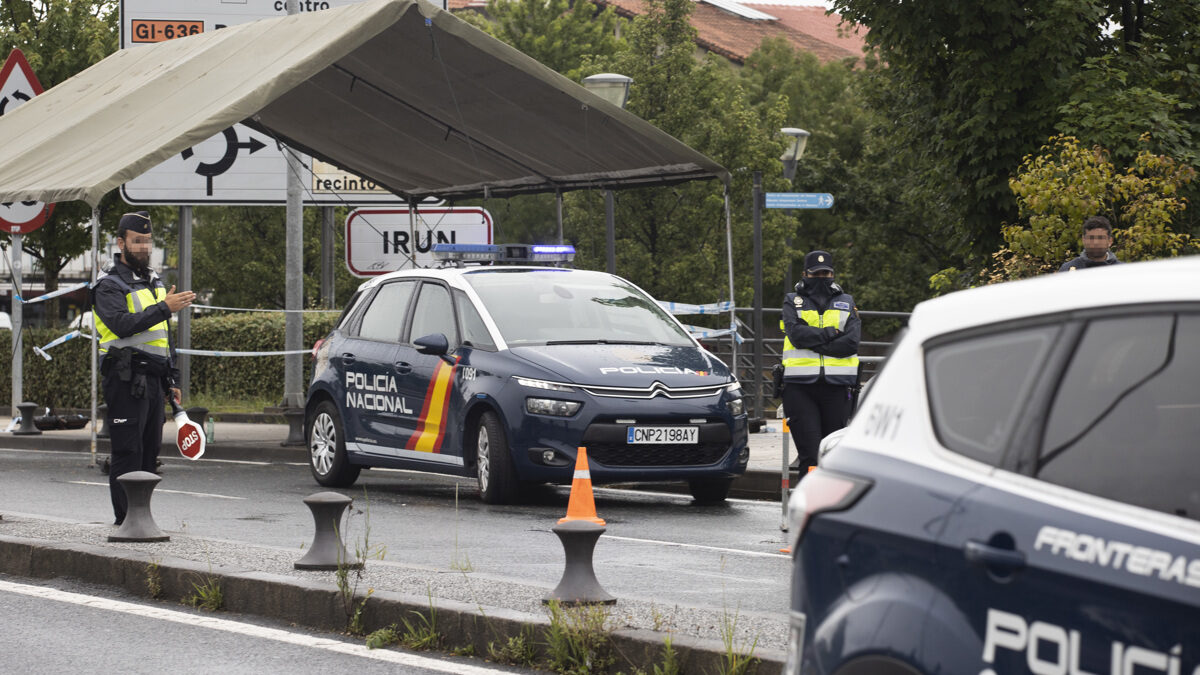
[559,447,605,526]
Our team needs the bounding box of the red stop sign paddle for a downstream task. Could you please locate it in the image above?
[170,400,206,460]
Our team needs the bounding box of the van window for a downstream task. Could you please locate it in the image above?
[1038,313,1200,520]
[409,282,458,350]
[925,325,1058,464]
[356,281,415,342]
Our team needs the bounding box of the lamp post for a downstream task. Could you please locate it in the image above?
[779,127,810,292]
[582,73,633,275]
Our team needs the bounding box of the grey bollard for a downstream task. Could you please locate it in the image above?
[281,408,306,447]
[543,520,616,605]
[108,471,170,542]
[295,491,361,570]
[13,402,42,435]
[97,404,110,439]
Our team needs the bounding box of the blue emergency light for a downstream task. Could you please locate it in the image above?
[432,243,576,266]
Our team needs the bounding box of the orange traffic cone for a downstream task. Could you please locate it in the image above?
[559,447,605,526]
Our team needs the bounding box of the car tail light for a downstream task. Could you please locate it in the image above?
[786,468,871,552]
[311,338,324,360]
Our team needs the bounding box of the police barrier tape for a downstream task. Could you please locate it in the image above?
[177,348,311,357]
[680,324,744,343]
[191,304,340,313]
[14,282,89,305]
[33,330,89,360]
[656,300,734,315]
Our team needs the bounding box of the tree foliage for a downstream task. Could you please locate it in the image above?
[458,0,623,82]
[0,0,119,325]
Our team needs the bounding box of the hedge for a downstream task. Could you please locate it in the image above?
[0,312,340,408]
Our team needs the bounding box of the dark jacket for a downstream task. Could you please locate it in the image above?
[780,280,861,382]
[90,254,180,383]
[1059,251,1120,272]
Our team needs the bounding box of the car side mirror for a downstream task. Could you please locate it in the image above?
[414,333,455,364]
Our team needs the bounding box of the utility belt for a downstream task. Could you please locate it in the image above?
[101,347,170,399]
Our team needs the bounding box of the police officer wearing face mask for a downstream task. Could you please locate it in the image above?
[91,212,195,525]
[779,250,860,472]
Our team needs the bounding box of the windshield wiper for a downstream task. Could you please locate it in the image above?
[544,339,663,346]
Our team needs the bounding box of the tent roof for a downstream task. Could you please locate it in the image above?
[0,0,728,207]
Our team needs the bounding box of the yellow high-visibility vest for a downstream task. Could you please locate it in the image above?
[94,273,170,358]
[780,306,859,385]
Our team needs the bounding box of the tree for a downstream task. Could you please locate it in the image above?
[0,0,118,326]
[831,0,1107,264]
[459,0,623,82]
[566,0,791,310]
[941,135,1197,286]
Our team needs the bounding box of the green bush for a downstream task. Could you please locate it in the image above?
[0,311,340,409]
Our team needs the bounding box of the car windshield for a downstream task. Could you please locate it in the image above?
[464,269,694,347]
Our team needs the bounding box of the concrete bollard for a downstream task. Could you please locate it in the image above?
[12,402,42,436]
[295,491,361,570]
[108,471,170,542]
[97,404,110,439]
[281,408,306,447]
[543,519,616,606]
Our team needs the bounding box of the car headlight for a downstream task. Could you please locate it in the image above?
[727,397,744,415]
[525,397,582,417]
[515,376,575,392]
[724,382,742,397]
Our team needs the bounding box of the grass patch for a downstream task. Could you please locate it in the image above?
[545,599,615,675]
[184,574,224,612]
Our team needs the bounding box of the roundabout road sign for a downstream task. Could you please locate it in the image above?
[0,49,54,233]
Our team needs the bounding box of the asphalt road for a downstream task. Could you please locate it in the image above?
[0,575,535,674]
[0,446,792,627]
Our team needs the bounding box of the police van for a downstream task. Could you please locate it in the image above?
[305,244,748,504]
[785,257,1200,675]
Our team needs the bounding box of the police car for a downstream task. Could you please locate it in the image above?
[785,257,1200,675]
[305,244,748,504]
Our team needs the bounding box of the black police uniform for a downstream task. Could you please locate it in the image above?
[91,220,179,525]
[780,251,861,471]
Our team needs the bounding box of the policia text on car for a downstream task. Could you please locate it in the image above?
[90,212,195,525]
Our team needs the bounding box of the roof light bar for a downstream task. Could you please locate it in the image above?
[431,243,576,266]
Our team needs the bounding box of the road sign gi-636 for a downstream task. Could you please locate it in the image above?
[118,0,410,206]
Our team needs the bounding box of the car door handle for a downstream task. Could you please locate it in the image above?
[340,353,356,365]
[964,540,1026,572]
[394,362,412,374]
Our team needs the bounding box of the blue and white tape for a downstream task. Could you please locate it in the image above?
[657,300,734,316]
[32,330,88,361]
[190,304,339,314]
[14,282,89,305]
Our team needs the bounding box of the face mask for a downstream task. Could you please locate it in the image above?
[805,277,835,297]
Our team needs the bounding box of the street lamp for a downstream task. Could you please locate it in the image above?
[779,127,810,182]
[583,73,633,275]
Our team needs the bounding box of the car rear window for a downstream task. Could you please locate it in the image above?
[925,325,1059,464]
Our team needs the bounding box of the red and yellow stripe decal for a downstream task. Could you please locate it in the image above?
[406,358,458,452]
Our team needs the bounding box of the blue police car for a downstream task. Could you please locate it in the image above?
[785,257,1200,674]
[305,244,748,504]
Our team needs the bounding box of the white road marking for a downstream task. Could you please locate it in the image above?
[67,481,245,500]
[0,579,511,674]
[604,534,789,559]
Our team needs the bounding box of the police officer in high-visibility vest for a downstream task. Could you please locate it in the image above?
[780,250,860,471]
[92,212,195,525]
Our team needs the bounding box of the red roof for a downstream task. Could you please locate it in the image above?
[594,0,865,64]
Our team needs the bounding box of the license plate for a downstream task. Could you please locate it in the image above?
[626,426,698,444]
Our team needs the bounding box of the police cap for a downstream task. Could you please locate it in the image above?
[118,211,152,237]
[804,250,834,273]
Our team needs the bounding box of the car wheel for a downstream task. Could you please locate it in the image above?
[688,477,733,504]
[476,411,519,504]
[308,401,361,488]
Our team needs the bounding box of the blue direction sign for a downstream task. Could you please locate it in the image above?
[765,192,835,209]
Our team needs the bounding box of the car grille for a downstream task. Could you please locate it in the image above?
[579,381,728,400]
[587,442,731,467]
